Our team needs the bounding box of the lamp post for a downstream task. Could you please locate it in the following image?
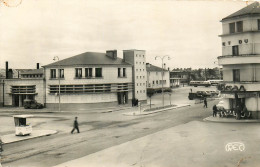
[214,61,222,79]
[53,56,61,112]
[155,55,170,107]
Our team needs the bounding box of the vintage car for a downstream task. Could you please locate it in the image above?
[24,99,43,109]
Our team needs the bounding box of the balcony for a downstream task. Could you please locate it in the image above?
[218,54,260,65]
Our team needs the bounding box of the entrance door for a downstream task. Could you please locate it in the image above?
[13,95,19,107]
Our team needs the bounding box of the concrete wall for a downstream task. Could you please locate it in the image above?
[221,16,260,56]
[222,16,260,35]
[147,71,170,88]
[3,79,45,106]
[223,64,260,82]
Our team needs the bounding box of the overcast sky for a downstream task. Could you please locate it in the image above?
[0,0,248,70]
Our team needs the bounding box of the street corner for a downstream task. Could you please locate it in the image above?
[203,116,260,123]
[2,129,58,144]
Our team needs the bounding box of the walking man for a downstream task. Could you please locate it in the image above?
[203,98,208,108]
[71,117,80,134]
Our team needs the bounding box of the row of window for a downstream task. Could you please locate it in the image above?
[136,54,145,58]
[22,74,43,78]
[136,90,146,94]
[50,68,103,79]
[136,62,145,65]
[136,69,145,72]
[137,83,146,86]
[229,19,260,34]
[136,76,145,79]
[49,83,132,94]
[151,80,167,85]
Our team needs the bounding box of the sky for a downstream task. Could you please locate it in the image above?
[0,0,249,70]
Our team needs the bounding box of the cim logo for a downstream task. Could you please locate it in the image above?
[225,142,245,152]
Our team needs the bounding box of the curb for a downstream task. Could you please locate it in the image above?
[203,116,260,123]
[123,104,191,116]
[2,130,58,144]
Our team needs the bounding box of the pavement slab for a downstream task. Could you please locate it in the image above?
[2,130,57,144]
[53,121,260,167]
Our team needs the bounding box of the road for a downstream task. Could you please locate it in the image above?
[1,86,217,167]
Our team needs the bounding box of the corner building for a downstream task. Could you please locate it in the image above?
[43,50,147,110]
[218,2,260,118]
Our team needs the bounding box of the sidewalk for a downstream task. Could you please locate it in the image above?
[2,130,57,144]
[53,120,260,167]
[123,104,191,116]
[204,116,260,123]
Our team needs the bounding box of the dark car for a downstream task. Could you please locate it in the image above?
[24,99,44,109]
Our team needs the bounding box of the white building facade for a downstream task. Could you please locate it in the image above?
[218,2,260,118]
[146,63,170,89]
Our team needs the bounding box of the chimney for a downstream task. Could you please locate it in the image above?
[106,50,117,59]
[37,63,40,69]
[5,61,8,79]
[146,63,151,68]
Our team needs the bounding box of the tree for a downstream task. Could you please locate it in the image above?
[147,89,155,110]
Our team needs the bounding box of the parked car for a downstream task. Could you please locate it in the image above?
[24,99,44,109]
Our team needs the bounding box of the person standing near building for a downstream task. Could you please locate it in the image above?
[203,98,208,108]
[71,117,80,134]
[213,104,217,117]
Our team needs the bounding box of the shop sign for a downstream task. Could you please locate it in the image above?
[218,84,246,92]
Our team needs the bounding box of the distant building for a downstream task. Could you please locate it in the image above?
[218,2,260,118]
[2,62,45,107]
[170,68,191,87]
[146,63,170,89]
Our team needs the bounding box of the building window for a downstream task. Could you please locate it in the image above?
[50,69,56,78]
[258,19,260,30]
[75,68,82,78]
[137,76,138,79]
[156,80,158,84]
[123,68,126,77]
[232,45,239,56]
[229,22,235,33]
[136,69,138,72]
[118,68,121,77]
[95,68,102,77]
[153,81,155,85]
[236,21,243,32]
[136,62,138,64]
[233,69,240,82]
[144,90,145,93]
[143,55,144,58]
[85,68,93,77]
[137,91,138,94]
[59,69,64,78]
[137,83,138,86]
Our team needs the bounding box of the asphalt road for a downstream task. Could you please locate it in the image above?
[1,86,216,167]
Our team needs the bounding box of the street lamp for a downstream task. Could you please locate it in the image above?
[214,61,222,79]
[155,55,170,107]
[53,56,61,112]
